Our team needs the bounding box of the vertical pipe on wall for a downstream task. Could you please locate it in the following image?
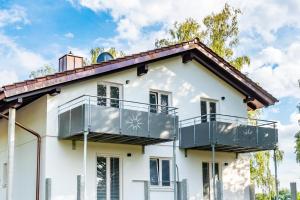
[273,149,279,200]
[173,110,177,200]
[212,144,216,200]
[83,131,89,200]
[7,108,16,200]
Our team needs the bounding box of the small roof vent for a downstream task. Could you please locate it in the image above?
[96,52,114,63]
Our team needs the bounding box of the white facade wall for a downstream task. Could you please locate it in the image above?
[0,96,47,200]
[0,56,250,200]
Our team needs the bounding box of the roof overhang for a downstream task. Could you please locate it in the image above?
[0,39,278,113]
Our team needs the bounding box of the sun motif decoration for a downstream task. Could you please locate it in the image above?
[243,128,253,135]
[126,114,144,131]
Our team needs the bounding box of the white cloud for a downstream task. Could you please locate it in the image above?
[69,0,300,52]
[244,42,300,99]
[0,34,48,71]
[274,112,300,188]
[0,5,29,28]
[64,32,74,39]
[0,5,49,85]
[0,70,18,87]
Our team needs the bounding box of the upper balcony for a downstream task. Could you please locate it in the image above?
[179,114,278,153]
[58,95,178,145]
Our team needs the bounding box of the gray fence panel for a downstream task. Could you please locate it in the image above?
[144,181,149,200]
[70,105,85,134]
[257,127,277,149]
[45,178,51,200]
[77,175,82,200]
[122,109,148,137]
[177,179,188,200]
[216,181,223,200]
[290,182,297,200]
[90,105,120,134]
[58,110,71,138]
[249,184,255,200]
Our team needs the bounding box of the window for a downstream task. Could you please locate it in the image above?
[97,156,120,200]
[149,91,171,114]
[202,162,210,199]
[150,158,171,187]
[200,100,217,122]
[97,83,122,108]
[2,163,7,188]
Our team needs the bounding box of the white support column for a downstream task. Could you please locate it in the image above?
[82,131,89,200]
[7,108,16,200]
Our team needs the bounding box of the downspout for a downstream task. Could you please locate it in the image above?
[0,113,41,200]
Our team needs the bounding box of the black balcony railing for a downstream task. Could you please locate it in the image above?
[179,114,278,153]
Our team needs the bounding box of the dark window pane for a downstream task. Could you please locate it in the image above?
[150,159,159,185]
[110,157,120,200]
[161,94,169,114]
[209,102,216,121]
[162,160,170,186]
[201,101,207,123]
[149,92,158,113]
[110,86,120,108]
[202,162,210,199]
[97,85,107,106]
[97,157,107,200]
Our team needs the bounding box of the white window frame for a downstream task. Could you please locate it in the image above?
[97,81,123,107]
[149,157,172,188]
[200,98,219,121]
[95,154,123,200]
[149,90,172,113]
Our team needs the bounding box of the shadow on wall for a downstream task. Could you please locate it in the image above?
[223,154,250,200]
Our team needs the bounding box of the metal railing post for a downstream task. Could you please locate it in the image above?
[256,119,259,146]
[83,130,89,200]
[212,144,216,200]
[147,105,150,136]
[273,149,279,200]
[193,119,196,145]
[173,109,177,200]
[119,101,122,134]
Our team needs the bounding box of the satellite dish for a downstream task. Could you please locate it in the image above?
[96,52,114,63]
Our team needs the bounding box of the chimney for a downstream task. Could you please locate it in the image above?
[59,51,83,72]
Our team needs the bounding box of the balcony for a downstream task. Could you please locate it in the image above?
[179,114,278,153]
[58,95,178,145]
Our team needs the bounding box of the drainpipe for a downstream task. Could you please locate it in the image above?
[7,108,15,200]
[0,112,41,200]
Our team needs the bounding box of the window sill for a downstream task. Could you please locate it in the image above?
[149,186,174,192]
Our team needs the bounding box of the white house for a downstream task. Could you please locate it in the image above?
[0,38,278,200]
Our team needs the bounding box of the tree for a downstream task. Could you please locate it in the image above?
[155,3,282,198]
[29,65,56,79]
[90,47,125,64]
[295,131,300,163]
[155,3,250,70]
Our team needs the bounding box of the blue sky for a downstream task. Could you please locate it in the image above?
[0,0,300,190]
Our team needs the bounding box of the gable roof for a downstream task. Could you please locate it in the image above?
[0,38,278,112]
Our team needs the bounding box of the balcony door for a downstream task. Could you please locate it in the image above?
[202,162,220,200]
[97,83,123,108]
[97,156,121,200]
